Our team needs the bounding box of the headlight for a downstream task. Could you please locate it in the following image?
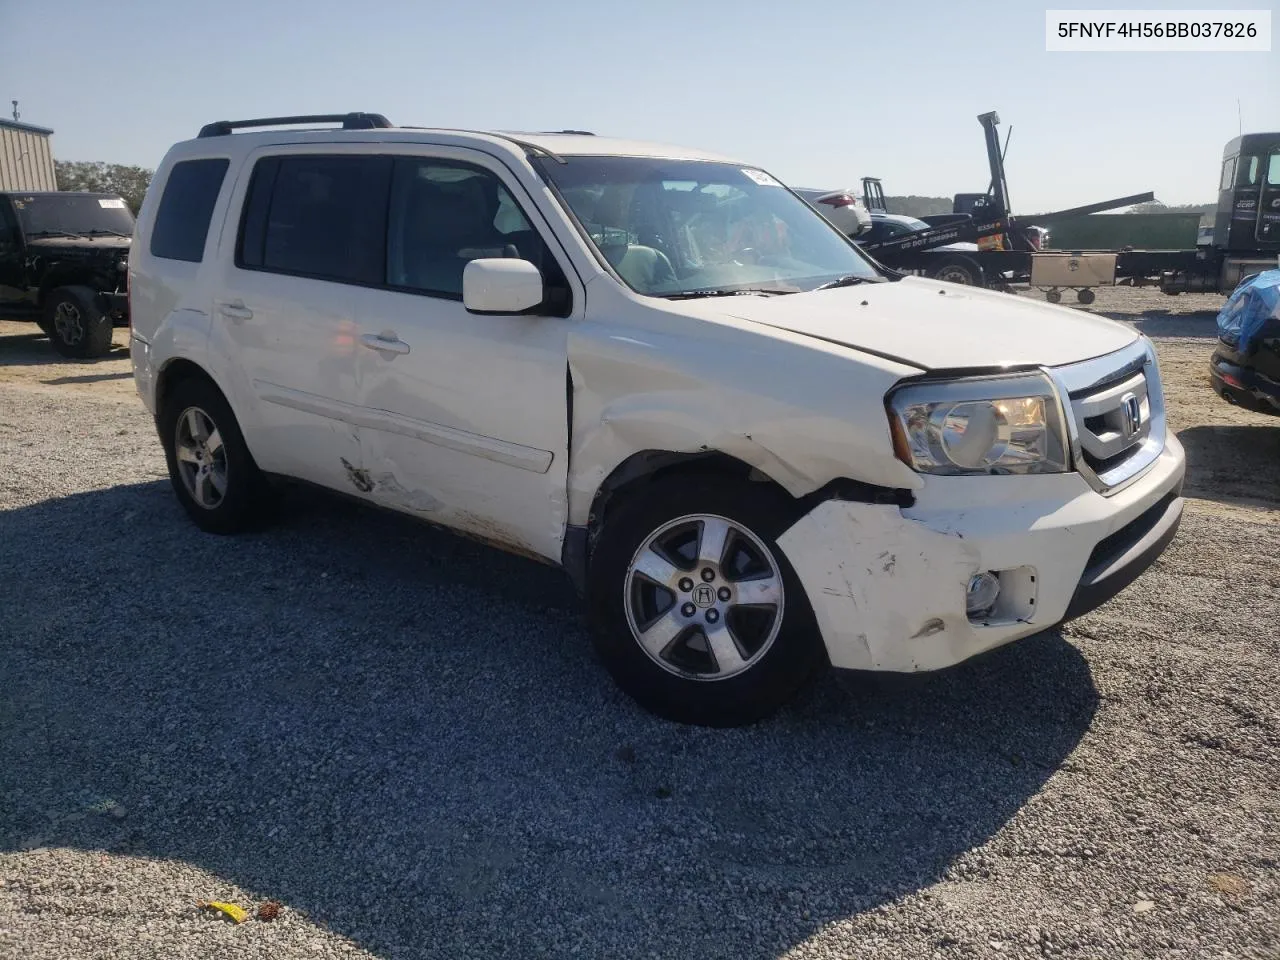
[886,373,1070,475]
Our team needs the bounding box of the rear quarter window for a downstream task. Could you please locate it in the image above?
[150,158,230,262]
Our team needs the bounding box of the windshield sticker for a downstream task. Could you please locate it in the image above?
[742,168,782,187]
[98,198,126,209]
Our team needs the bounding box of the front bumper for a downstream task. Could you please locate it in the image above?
[776,434,1186,672]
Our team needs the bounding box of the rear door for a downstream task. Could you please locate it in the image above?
[211,147,391,491]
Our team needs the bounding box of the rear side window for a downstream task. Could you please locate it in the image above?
[150,158,229,262]
[238,155,391,285]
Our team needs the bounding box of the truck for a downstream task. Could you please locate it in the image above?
[0,190,133,358]
[857,112,1280,302]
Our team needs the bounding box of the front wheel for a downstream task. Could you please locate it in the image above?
[587,475,826,727]
[45,286,113,358]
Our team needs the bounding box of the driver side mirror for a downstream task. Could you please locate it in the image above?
[463,258,544,314]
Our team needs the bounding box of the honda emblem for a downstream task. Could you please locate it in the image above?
[1121,393,1142,438]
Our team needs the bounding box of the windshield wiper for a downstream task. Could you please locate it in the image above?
[26,229,81,239]
[663,287,797,300]
[812,275,881,292]
[84,229,130,238]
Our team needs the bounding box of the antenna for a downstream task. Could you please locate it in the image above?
[10,100,18,123]
[1237,99,1243,136]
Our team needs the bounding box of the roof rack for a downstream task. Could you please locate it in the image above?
[546,129,594,136]
[197,113,393,139]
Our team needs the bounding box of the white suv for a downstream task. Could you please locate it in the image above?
[130,113,1186,726]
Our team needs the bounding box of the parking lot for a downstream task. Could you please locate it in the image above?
[0,288,1277,959]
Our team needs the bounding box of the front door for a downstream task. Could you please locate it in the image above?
[1256,148,1280,245]
[0,199,27,309]
[353,152,576,562]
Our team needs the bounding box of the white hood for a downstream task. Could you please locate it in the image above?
[697,276,1138,371]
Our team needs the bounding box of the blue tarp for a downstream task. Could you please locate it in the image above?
[1217,268,1280,352]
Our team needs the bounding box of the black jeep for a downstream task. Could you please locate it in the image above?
[0,191,133,358]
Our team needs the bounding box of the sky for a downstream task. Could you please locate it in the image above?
[2,0,1276,213]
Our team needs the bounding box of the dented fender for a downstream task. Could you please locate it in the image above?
[564,288,922,528]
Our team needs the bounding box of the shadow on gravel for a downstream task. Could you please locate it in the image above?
[1178,423,1280,507]
[0,481,1099,959]
[1127,313,1221,340]
[0,326,129,366]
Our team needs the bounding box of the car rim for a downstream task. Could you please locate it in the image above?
[938,265,974,285]
[174,407,228,510]
[53,301,84,344]
[623,513,785,681]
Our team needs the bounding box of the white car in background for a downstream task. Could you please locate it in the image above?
[793,187,872,238]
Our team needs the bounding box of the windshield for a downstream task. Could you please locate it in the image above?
[11,194,136,238]
[533,156,880,296]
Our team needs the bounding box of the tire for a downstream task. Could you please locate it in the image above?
[1045,289,1063,304]
[587,474,826,727]
[157,376,271,534]
[1076,288,1096,305]
[929,255,984,287]
[45,286,113,358]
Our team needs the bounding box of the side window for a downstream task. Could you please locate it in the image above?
[239,155,391,285]
[150,158,229,262]
[1220,157,1237,191]
[1268,151,1280,186]
[386,157,561,301]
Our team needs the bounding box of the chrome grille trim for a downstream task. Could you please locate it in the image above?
[1045,337,1166,496]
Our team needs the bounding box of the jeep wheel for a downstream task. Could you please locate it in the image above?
[588,474,826,727]
[46,286,113,359]
[158,377,272,534]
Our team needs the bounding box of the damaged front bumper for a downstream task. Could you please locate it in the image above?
[776,434,1186,672]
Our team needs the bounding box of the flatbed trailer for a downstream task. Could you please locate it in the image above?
[858,112,1280,299]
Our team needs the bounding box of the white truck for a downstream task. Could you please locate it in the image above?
[128,113,1186,726]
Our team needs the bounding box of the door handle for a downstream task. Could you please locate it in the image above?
[360,333,410,356]
[217,301,253,321]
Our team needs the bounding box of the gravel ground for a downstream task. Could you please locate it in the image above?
[0,289,1277,960]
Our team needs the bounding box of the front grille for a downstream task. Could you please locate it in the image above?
[1050,339,1166,495]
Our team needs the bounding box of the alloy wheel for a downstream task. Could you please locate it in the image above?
[623,514,785,680]
[174,406,228,510]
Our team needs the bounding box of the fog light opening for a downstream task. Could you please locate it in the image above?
[966,572,1001,618]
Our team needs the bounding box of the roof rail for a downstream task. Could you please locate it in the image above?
[197,112,393,138]
[547,129,594,136]
[398,126,569,164]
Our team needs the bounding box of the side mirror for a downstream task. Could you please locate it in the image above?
[462,258,544,314]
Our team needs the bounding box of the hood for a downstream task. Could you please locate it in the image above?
[695,276,1138,371]
[25,235,132,256]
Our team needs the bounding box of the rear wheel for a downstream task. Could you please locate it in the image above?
[158,377,272,534]
[588,475,826,727]
[1045,289,1063,304]
[1076,288,1096,305]
[929,255,984,287]
[45,286,113,358]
